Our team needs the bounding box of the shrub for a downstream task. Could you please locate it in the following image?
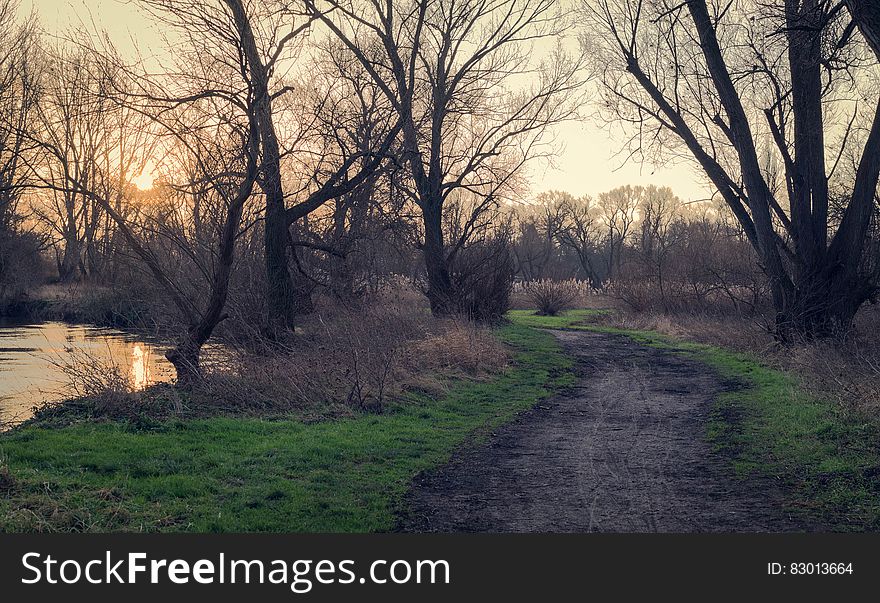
[0,229,45,307]
[524,279,583,316]
[449,233,516,323]
[410,317,510,377]
[199,291,510,416]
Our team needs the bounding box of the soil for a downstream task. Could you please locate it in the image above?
[400,329,811,533]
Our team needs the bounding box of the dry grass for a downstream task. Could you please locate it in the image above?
[213,296,509,416]
[409,317,510,381]
[598,309,775,353]
[32,289,510,425]
[784,342,880,414]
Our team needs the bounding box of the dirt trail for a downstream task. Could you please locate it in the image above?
[401,329,808,532]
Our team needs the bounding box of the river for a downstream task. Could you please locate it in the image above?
[0,320,175,427]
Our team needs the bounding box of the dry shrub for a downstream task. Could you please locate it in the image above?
[607,270,769,316]
[218,303,427,415]
[523,279,586,316]
[785,342,880,414]
[30,340,185,426]
[449,233,516,322]
[781,307,880,414]
[599,309,774,353]
[43,344,143,419]
[510,283,609,311]
[55,346,134,399]
[199,293,510,417]
[410,317,510,377]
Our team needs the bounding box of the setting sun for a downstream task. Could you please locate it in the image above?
[131,169,155,191]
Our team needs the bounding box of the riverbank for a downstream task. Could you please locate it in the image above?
[0,323,571,532]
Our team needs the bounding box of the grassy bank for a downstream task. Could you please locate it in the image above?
[4,308,877,532]
[0,323,572,532]
[509,310,880,531]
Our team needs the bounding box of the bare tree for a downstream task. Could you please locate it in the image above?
[584,0,880,337]
[512,191,568,280]
[24,20,263,384]
[0,0,42,298]
[598,185,639,280]
[135,0,400,336]
[29,41,152,282]
[307,0,585,315]
[29,43,102,281]
[289,40,407,300]
[0,0,38,229]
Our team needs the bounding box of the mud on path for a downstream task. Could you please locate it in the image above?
[401,329,809,532]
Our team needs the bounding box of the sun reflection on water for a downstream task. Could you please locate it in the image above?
[0,322,179,427]
[130,343,153,390]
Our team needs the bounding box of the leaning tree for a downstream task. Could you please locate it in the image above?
[584,0,880,337]
[27,35,262,385]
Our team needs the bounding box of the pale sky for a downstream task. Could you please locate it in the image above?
[22,0,712,202]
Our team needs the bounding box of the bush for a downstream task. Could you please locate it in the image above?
[198,291,510,416]
[449,233,516,323]
[524,279,583,316]
[0,229,45,307]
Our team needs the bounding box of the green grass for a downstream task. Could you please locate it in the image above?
[5,308,878,532]
[508,309,880,531]
[0,323,572,533]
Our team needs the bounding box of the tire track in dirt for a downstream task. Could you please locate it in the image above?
[400,329,810,532]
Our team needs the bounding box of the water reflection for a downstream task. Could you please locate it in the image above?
[131,344,151,390]
[0,321,175,427]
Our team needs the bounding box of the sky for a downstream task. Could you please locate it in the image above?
[22,0,713,202]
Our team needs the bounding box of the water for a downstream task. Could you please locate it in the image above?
[0,320,175,426]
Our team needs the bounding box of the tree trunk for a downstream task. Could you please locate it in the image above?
[166,330,203,387]
[264,162,296,333]
[225,0,296,337]
[786,0,828,272]
[59,234,80,282]
[422,204,455,315]
[847,1,880,61]
[163,153,253,386]
[778,268,869,339]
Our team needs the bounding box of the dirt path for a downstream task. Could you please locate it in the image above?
[401,329,808,533]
